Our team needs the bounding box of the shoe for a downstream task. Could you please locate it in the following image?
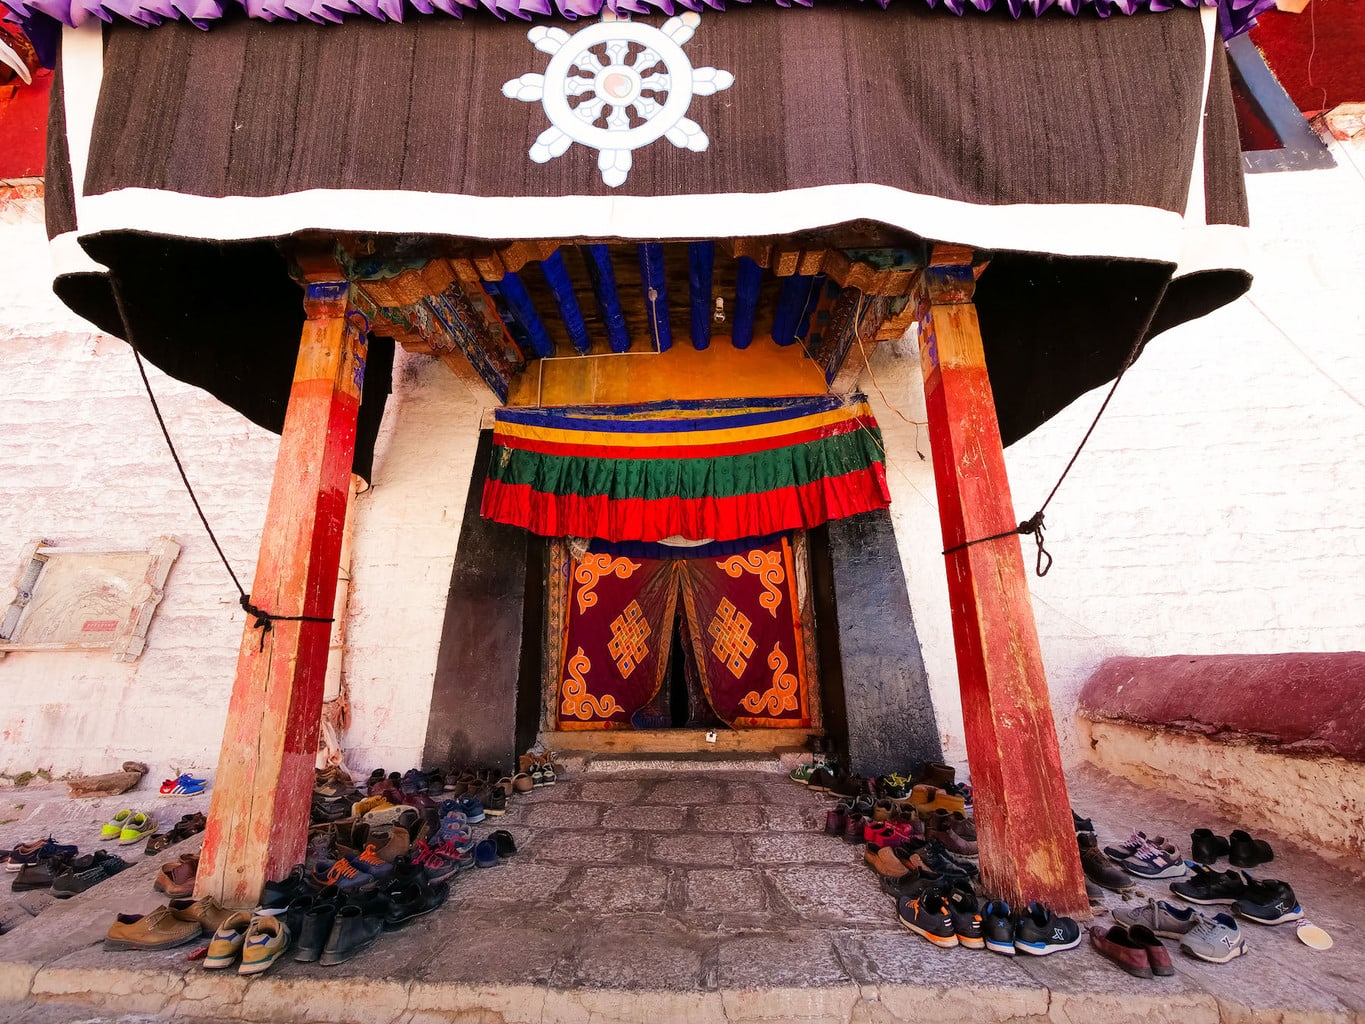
[843,814,868,846]
[897,891,959,948]
[168,895,235,934]
[475,839,498,868]
[807,766,834,793]
[865,845,910,880]
[1233,876,1302,925]
[408,841,463,883]
[145,812,208,855]
[928,809,977,842]
[908,785,965,817]
[383,878,449,928]
[51,852,128,898]
[1014,903,1081,956]
[1112,898,1201,939]
[825,805,847,837]
[789,764,815,786]
[1072,809,1094,833]
[1079,833,1136,892]
[489,830,518,859]
[828,771,868,799]
[1179,912,1248,963]
[1170,866,1248,906]
[154,855,200,898]
[1122,840,1186,880]
[13,854,73,892]
[239,914,291,975]
[349,845,395,882]
[311,859,376,893]
[293,898,340,962]
[159,774,208,797]
[919,839,978,878]
[1131,925,1174,976]
[1228,830,1274,869]
[927,826,978,858]
[117,812,158,846]
[260,865,309,911]
[204,911,253,970]
[1090,924,1155,978]
[457,795,485,824]
[1103,831,1165,863]
[1191,828,1231,864]
[319,903,385,965]
[512,772,534,794]
[483,785,508,817]
[919,762,956,789]
[6,837,78,871]
[104,906,202,950]
[982,900,1016,956]
[944,881,985,949]
[100,810,135,842]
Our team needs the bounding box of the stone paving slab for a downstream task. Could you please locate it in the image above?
[0,764,1362,1023]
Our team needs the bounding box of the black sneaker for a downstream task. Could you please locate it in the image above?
[1071,810,1094,833]
[897,891,959,948]
[260,864,309,910]
[917,839,978,878]
[943,881,985,949]
[982,900,1016,956]
[50,852,127,898]
[879,866,947,899]
[1170,866,1248,906]
[1233,876,1302,925]
[1014,902,1081,956]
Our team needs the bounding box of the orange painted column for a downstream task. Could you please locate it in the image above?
[916,247,1088,918]
[196,258,367,907]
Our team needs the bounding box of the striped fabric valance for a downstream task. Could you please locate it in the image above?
[480,396,891,543]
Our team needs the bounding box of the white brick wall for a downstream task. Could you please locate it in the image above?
[1,137,1361,780]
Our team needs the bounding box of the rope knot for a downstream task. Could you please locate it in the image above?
[1016,512,1052,577]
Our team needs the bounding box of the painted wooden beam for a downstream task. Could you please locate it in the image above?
[730,255,763,350]
[582,245,631,354]
[915,246,1089,919]
[540,250,591,355]
[196,255,366,908]
[687,241,714,351]
[486,272,554,359]
[637,243,672,352]
[771,273,817,347]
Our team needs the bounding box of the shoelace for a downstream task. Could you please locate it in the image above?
[358,844,385,866]
[327,859,362,882]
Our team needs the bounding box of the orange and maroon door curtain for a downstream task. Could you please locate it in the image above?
[557,539,811,730]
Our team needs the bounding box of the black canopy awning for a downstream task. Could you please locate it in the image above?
[42,3,1250,468]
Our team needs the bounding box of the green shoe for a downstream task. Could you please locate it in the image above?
[788,764,815,786]
[100,810,134,842]
[117,812,158,846]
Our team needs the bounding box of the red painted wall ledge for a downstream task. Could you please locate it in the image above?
[1078,653,1365,764]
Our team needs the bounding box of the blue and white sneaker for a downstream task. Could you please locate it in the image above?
[457,795,485,824]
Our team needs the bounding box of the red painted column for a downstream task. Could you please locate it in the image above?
[196,257,367,907]
[916,247,1088,918]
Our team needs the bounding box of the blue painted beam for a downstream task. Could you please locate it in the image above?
[581,245,630,353]
[539,250,590,355]
[687,241,714,351]
[637,243,672,352]
[488,271,554,359]
[772,273,819,347]
[730,256,762,350]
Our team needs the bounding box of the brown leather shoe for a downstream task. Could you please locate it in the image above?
[928,808,977,841]
[105,906,202,950]
[1089,925,1154,979]
[169,895,234,934]
[928,827,979,858]
[154,855,199,898]
[369,826,410,863]
[864,845,910,879]
[920,762,956,789]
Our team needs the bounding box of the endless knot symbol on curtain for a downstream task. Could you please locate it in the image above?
[709,598,755,679]
[718,550,785,617]
[608,600,651,678]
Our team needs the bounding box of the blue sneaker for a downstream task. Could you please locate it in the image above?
[457,796,485,825]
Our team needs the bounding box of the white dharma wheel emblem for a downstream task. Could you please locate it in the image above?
[502,13,735,188]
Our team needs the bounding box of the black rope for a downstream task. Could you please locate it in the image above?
[109,278,335,650]
[942,278,1172,577]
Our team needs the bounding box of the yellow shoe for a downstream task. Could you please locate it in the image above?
[910,786,966,818]
[351,794,393,818]
[203,912,253,970]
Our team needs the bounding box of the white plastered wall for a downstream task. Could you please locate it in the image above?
[871,139,1365,769]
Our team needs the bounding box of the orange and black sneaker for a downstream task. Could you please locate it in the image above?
[897,891,959,947]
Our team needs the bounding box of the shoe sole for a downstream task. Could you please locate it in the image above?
[203,954,240,969]
[483,808,506,816]
[238,950,287,975]
[117,835,156,846]
[103,932,200,952]
[984,939,1016,956]
[1126,865,1187,879]
[1169,892,1239,906]
[1015,936,1082,956]
[897,917,959,948]
[957,935,986,949]
[1181,941,1248,964]
[1236,907,1303,925]
[318,933,382,966]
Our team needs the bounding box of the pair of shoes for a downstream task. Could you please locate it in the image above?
[926,825,978,858]
[1179,912,1249,963]
[13,853,76,892]
[159,773,208,797]
[1169,868,1302,924]
[101,811,157,847]
[104,897,232,951]
[204,912,291,975]
[1090,924,1174,978]
[144,812,208,855]
[5,837,78,872]
[153,853,200,898]
[1192,828,1274,868]
[1079,833,1136,892]
[897,880,983,948]
[530,763,557,788]
[51,851,128,898]
[925,808,976,842]
[908,785,966,818]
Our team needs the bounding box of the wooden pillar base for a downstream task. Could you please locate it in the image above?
[196,258,367,907]
[917,248,1089,919]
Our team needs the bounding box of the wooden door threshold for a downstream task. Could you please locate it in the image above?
[543,728,820,758]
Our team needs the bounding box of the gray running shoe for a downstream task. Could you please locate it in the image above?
[1113,898,1200,938]
[1180,912,1249,963]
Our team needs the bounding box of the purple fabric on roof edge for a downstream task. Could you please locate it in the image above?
[6,0,1276,69]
